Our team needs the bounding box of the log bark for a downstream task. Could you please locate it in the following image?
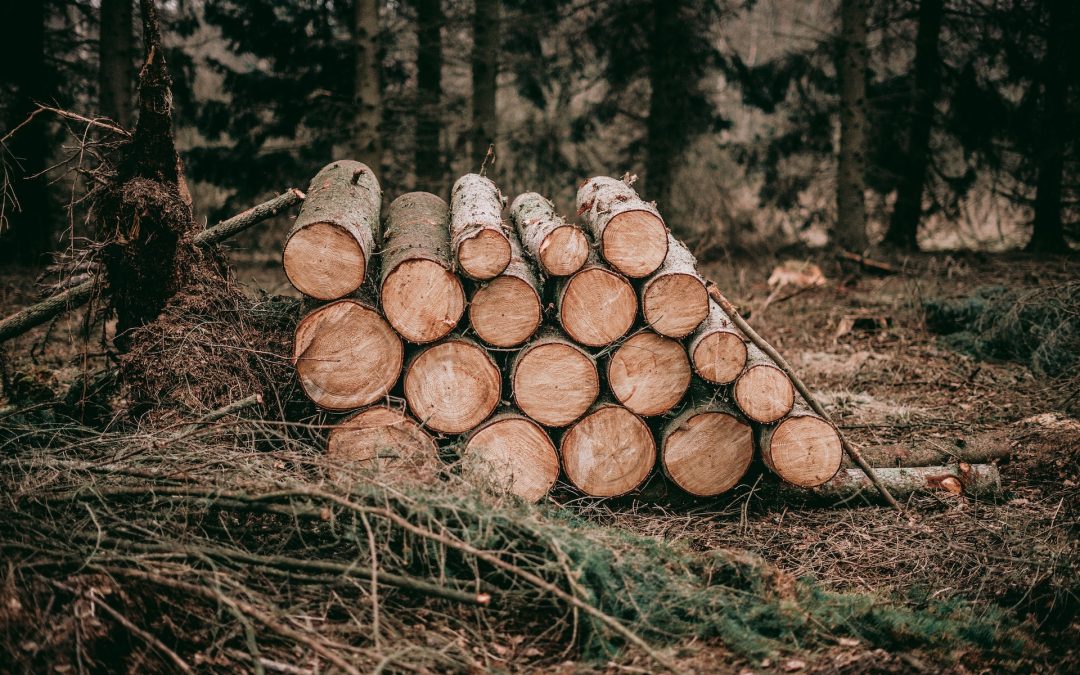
[639,233,708,338]
[450,173,511,280]
[283,161,381,301]
[510,327,599,427]
[660,399,753,497]
[843,431,1013,469]
[467,232,542,347]
[560,401,655,498]
[607,330,691,417]
[576,176,668,278]
[327,404,438,479]
[687,299,747,384]
[758,406,843,488]
[781,464,1001,502]
[733,343,794,423]
[509,192,589,276]
[380,192,465,344]
[554,252,637,347]
[293,297,403,411]
[403,336,501,434]
[462,408,560,502]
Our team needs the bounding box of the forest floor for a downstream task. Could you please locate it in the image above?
[0,244,1077,673]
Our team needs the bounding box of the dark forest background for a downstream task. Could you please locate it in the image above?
[1,0,1077,268]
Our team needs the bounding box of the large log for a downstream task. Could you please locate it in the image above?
[687,299,747,384]
[283,161,380,300]
[510,327,599,427]
[607,330,691,417]
[758,406,843,487]
[462,409,560,502]
[403,336,501,434]
[660,400,753,497]
[380,192,465,344]
[560,401,655,497]
[554,252,637,347]
[467,232,542,347]
[639,234,708,338]
[576,176,668,278]
[782,464,1001,502]
[327,404,438,479]
[293,297,403,411]
[733,343,794,423]
[450,173,511,280]
[509,192,589,276]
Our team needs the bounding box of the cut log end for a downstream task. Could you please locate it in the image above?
[561,404,655,497]
[733,364,795,423]
[539,225,590,276]
[457,229,511,280]
[662,411,753,497]
[327,406,438,479]
[404,339,501,434]
[559,267,637,347]
[608,331,691,417]
[513,341,599,427]
[283,222,366,300]
[293,300,403,411]
[464,415,560,502]
[469,275,542,348]
[602,210,668,278]
[764,414,843,488]
[382,258,465,344]
[691,331,747,384]
[642,273,709,338]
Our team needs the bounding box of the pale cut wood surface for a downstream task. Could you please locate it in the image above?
[327,405,438,481]
[607,331,691,417]
[561,402,655,497]
[450,173,511,279]
[509,191,589,276]
[511,328,599,427]
[576,176,667,278]
[468,232,542,347]
[733,343,795,423]
[688,299,747,384]
[463,411,560,502]
[555,253,637,347]
[640,234,708,338]
[759,408,843,487]
[660,405,753,497]
[403,337,501,434]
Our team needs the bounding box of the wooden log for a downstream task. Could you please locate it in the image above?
[450,173,511,280]
[327,405,439,478]
[467,232,542,347]
[380,192,465,344]
[688,299,747,384]
[283,161,380,300]
[510,327,599,427]
[733,343,794,423]
[843,431,1013,469]
[554,252,637,347]
[560,401,656,497]
[576,175,668,278]
[607,330,691,417]
[758,406,843,488]
[403,336,501,434]
[293,298,403,411]
[639,234,709,338]
[782,464,1001,502]
[509,192,589,276]
[462,408,560,502]
[660,400,753,497]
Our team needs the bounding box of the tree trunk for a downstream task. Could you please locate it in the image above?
[732,343,794,423]
[576,175,668,278]
[470,0,499,170]
[560,401,655,497]
[639,233,709,338]
[645,0,679,212]
[380,192,464,343]
[782,464,1001,501]
[688,299,747,384]
[283,161,381,300]
[468,232,541,347]
[554,251,637,347]
[758,405,843,487]
[449,173,511,279]
[836,0,869,251]
[1028,0,1069,253]
[293,297,403,411]
[510,327,599,428]
[509,192,588,276]
[660,399,753,497]
[353,0,382,171]
[327,404,438,480]
[462,408,560,502]
[403,336,501,434]
[606,330,691,417]
[415,0,444,192]
[99,0,134,127]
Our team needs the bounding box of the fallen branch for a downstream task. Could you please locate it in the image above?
[844,432,1013,469]
[837,250,904,275]
[779,463,1001,503]
[173,393,264,438]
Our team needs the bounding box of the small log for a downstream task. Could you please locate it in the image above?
[380,192,465,344]
[758,406,843,488]
[450,173,511,280]
[327,404,438,478]
[560,401,656,497]
[293,297,403,411]
[462,408,560,502]
[403,336,501,434]
[467,232,542,347]
[844,431,1013,469]
[576,175,668,278]
[510,327,599,427]
[660,399,753,497]
[283,161,380,300]
[688,299,747,384]
[555,252,637,347]
[509,192,589,276]
[733,343,794,423]
[782,464,1001,502]
[640,234,709,338]
[607,330,691,417]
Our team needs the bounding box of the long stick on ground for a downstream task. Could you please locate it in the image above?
[0,188,305,344]
[705,282,903,513]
